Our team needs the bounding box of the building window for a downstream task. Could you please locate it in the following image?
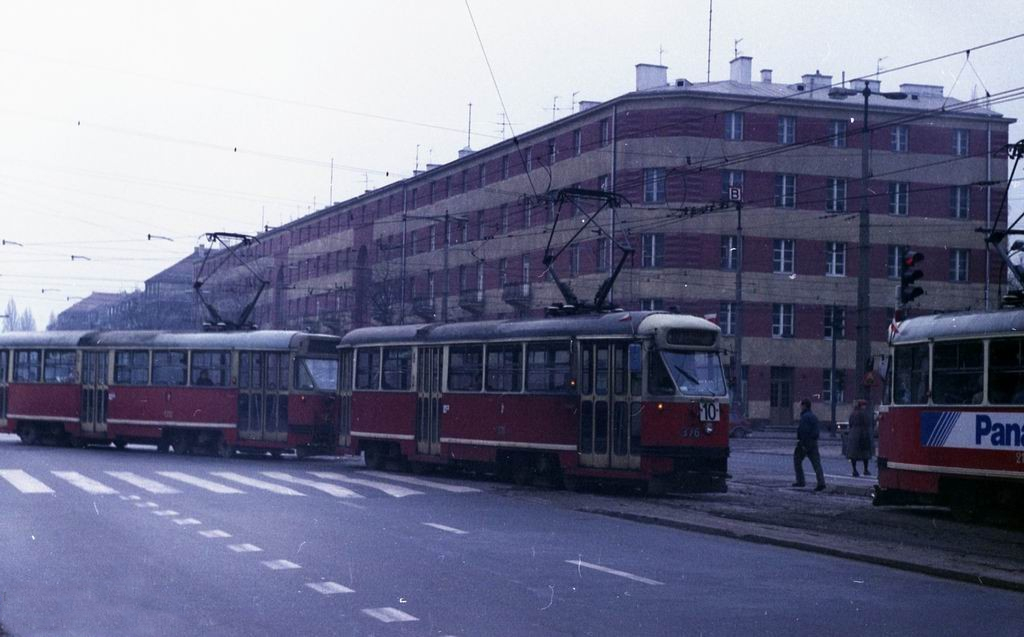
[772,303,794,338]
[600,119,611,146]
[950,249,969,282]
[828,120,847,148]
[643,168,667,203]
[953,128,970,157]
[951,185,970,219]
[721,170,744,201]
[501,155,510,179]
[444,176,451,198]
[887,245,909,279]
[569,244,581,277]
[596,238,609,271]
[641,233,664,268]
[476,210,485,240]
[826,242,846,276]
[822,369,845,403]
[429,226,436,251]
[889,182,910,215]
[500,204,509,234]
[598,174,611,192]
[891,125,909,152]
[725,112,744,141]
[721,235,738,270]
[523,201,533,227]
[778,116,796,144]
[826,178,847,212]
[573,129,582,156]
[498,257,508,285]
[547,139,557,164]
[823,306,846,339]
[478,164,486,188]
[774,174,796,208]
[639,298,664,311]
[772,239,795,274]
[719,302,735,336]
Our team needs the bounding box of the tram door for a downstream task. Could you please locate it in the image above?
[415,347,442,456]
[238,351,289,443]
[80,351,108,434]
[0,351,7,427]
[578,341,640,470]
[337,349,353,449]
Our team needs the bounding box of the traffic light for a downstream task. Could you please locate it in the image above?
[899,251,925,305]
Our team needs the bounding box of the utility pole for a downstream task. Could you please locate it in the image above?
[400,188,408,323]
[734,202,744,420]
[442,211,450,323]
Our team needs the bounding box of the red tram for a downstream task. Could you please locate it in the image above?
[337,311,730,492]
[875,310,1024,520]
[0,330,340,457]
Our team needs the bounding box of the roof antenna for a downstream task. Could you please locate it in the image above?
[734,38,743,58]
[466,102,472,148]
[706,0,713,82]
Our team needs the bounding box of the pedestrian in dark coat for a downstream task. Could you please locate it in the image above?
[793,398,826,491]
[845,399,873,476]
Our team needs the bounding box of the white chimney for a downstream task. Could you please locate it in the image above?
[458,146,475,159]
[578,100,601,112]
[800,71,833,96]
[635,64,668,91]
[899,83,943,98]
[729,56,752,84]
[850,78,881,94]
[760,69,773,83]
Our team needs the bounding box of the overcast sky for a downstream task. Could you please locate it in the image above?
[0,0,1021,327]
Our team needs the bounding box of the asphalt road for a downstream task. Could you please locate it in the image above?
[1,437,1022,637]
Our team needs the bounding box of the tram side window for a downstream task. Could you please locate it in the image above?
[486,344,522,392]
[191,351,230,387]
[13,350,41,382]
[893,343,929,404]
[355,348,381,390]
[43,350,77,383]
[988,338,1024,404]
[448,345,483,392]
[526,342,573,393]
[114,351,150,385]
[931,341,983,405]
[152,350,187,386]
[648,351,676,396]
[381,347,412,390]
[0,351,7,382]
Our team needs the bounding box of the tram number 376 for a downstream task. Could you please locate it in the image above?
[698,401,720,423]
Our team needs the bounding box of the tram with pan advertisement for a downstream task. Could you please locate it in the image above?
[337,311,730,493]
[874,309,1024,520]
[0,330,340,457]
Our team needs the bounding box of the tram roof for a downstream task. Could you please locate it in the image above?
[0,330,339,350]
[893,309,1024,343]
[340,311,718,346]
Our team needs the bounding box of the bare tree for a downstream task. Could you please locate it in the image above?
[3,298,17,331]
[17,308,36,331]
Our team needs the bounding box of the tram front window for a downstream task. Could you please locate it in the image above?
[295,357,339,391]
[650,350,726,397]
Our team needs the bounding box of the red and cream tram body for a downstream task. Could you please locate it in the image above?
[875,310,1024,519]
[0,330,340,457]
[337,311,730,492]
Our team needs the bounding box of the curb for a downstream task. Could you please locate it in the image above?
[579,508,1024,593]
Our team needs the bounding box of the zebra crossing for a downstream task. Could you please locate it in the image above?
[0,467,481,499]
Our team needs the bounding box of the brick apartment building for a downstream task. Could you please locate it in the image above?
[82,56,1015,424]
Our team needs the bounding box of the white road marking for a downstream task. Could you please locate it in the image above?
[565,560,664,586]
[157,472,243,494]
[127,495,141,500]
[172,518,201,525]
[228,543,263,553]
[211,472,306,496]
[199,530,232,538]
[51,471,118,495]
[362,608,418,623]
[105,471,181,494]
[260,472,363,498]
[0,470,54,494]
[305,581,354,595]
[310,472,422,498]
[152,510,179,517]
[261,559,301,570]
[359,470,480,493]
[134,502,159,508]
[422,522,468,535]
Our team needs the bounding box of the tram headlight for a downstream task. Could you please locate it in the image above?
[703,421,714,434]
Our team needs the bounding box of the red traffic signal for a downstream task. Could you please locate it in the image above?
[899,251,925,305]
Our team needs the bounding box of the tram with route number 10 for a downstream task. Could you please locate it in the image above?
[336,310,730,493]
[874,309,1024,520]
[0,330,340,457]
